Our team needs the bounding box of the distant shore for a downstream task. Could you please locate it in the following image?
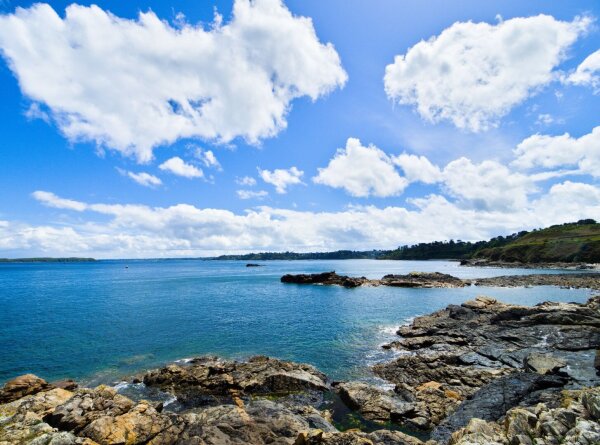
[0,257,96,263]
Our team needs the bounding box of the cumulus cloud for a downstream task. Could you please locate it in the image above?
[159,157,204,178]
[512,126,600,176]
[0,1,347,162]
[237,190,268,200]
[123,171,162,188]
[236,176,257,186]
[259,166,304,194]
[13,185,599,257]
[384,15,589,131]
[442,158,535,211]
[313,138,408,197]
[566,49,600,93]
[198,150,220,169]
[393,153,442,184]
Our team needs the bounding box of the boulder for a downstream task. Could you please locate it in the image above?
[0,374,51,403]
[334,382,415,423]
[523,353,567,375]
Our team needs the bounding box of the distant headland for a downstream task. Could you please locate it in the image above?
[0,257,96,263]
[208,219,600,264]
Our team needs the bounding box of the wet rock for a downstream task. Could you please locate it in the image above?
[0,374,51,403]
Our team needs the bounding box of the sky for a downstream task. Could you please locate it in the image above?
[0,0,599,258]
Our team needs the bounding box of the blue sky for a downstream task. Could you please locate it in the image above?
[0,0,599,258]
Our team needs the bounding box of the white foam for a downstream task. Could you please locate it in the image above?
[112,381,130,391]
[174,357,194,364]
[163,395,178,407]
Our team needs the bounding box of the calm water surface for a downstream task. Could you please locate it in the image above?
[0,259,594,385]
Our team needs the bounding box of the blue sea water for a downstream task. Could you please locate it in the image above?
[0,259,595,386]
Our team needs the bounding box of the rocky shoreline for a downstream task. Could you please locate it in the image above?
[459,259,600,270]
[1,296,599,444]
[281,270,600,290]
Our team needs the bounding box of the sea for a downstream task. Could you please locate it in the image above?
[0,259,594,386]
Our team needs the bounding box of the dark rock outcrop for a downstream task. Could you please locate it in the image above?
[281,271,368,288]
[281,271,467,288]
[369,295,600,441]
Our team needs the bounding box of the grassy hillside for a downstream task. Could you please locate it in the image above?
[473,220,600,263]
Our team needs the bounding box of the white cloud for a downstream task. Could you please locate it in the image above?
[32,191,87,211]
[384,15,589,132]
[313,138,408,197]
[259,166,303,194]
[442,158,535,211]
[237,190,268,200]
[566,49,600,93]
[13,185,599,257]
[393,153,442,184]
[199,150,220,169]
[124,171,162,188]
[0,1,347,162]
[159,157,204,178]
[512,126,600,176]
[236,176,257,186]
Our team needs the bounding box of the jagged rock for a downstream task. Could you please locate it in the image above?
[52,380,79,391]
[472,273,600,290]
[143,356,328,408]
[295,428,427,445]
[334,382,415,423]
[448,387,600,445]
[380,272,467,288]
[0,374,51,403]
[280,271,468,288]
[377,296,600,437]
[431,372,566,443]
[45,386,135,433]
[524,353,567,375]
[0,388,75,444]
[449,418,507,445]
[582,387,600,420]
[281,272,368,288]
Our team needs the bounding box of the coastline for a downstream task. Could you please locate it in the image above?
[2,294,599,444]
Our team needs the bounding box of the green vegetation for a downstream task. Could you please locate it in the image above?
[382,219,600,263]
[472,219,600,263]
[210,250,384,261]
[0,257,96,263]
[211,220,600,264]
